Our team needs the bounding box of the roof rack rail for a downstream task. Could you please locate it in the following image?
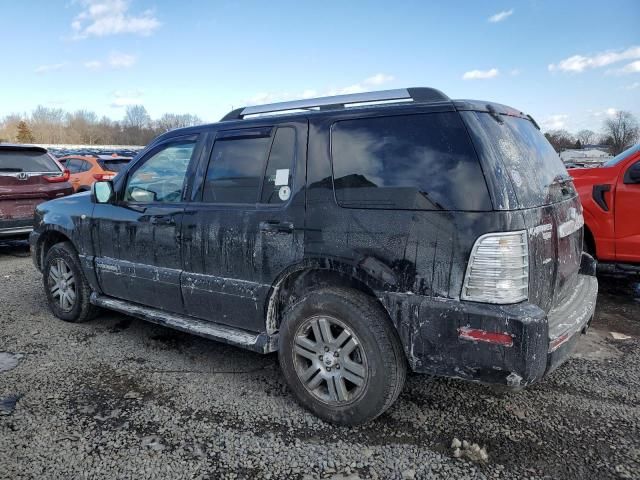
[221,87,449,121]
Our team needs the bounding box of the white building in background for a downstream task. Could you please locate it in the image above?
[560,148,612,164]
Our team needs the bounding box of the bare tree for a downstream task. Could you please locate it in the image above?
[603,111,639,155]
[0,114,23,142]
[156,113,202,132]
[544,129,575,153]
[123,105,151,129]
[30,106,65,143]
[576,129,596,146]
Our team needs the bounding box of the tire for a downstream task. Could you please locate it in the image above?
[278,287,407,425]
[43,241,100,323]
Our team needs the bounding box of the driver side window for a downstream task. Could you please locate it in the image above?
[124,140,196,203]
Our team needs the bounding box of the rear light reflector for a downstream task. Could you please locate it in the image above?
[549,333,570,352]
[93,173,116,181]
[461,231,529,304]
[44,169,70,183]
[458,327,514,347]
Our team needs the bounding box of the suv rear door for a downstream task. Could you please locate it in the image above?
[92,135,203,313]
[181,120,308,332]
[0,147,70,233]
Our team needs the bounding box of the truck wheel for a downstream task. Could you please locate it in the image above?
[279,288,406,425]
[43,241,100,323]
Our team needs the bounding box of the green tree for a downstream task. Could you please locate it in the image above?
[16,121,35,143]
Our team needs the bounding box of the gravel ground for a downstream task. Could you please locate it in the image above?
[1,239,639,480]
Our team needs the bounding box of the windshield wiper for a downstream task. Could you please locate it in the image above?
[0,167,22,172]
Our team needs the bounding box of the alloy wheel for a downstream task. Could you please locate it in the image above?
[293,315,368,405]
[48,258,76,312]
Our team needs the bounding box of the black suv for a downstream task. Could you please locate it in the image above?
[30,88,598,425]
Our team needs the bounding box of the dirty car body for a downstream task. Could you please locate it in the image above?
[0,144,72,238]
[30,88,598,423]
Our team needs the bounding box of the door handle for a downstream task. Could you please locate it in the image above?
[259,220,294,233]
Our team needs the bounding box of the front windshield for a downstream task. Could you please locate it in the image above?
[602,143,640,167]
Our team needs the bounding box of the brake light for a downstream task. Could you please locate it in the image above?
[93,173,116,181]
[44,169,70,183]
[461,231,529,304]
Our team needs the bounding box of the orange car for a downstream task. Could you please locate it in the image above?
[58,155,132,192]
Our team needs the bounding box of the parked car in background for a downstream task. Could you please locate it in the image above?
[568,143,640,273]
[30,87,597,425]
[58,154,132,192]
[0,144,72,238]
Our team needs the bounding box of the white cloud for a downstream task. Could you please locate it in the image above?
[591,108,618,118]
[72,0,161,39]
[462,68,499,80]
[541,114,569,130]
[363,73,395,86]
[548,45,640,73]
[108,52,136,68]
[625,81,640,90]
[84,52,136,71]
[510,68,521,76]
[488,9,514,23]
[608,60,640,75]
[245,74,396,105]
[35,63,66,74]
[110,89,143,107]
[84,60,102,70]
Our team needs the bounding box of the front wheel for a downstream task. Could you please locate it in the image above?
[43,241,100,323]
[279,288,406,425]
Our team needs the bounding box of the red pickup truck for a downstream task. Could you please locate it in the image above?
[568,143,640,273]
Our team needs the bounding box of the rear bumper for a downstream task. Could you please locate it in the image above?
[0,218,33,238]
[381,260,598,387]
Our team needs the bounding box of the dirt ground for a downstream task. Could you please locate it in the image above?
[1,239,639,480]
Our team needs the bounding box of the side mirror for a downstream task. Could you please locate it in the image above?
[92,181,114,204]
[624,162,640,184]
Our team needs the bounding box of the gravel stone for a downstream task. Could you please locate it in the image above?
[1,241,639,479]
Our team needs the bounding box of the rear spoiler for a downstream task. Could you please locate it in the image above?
[453,100,540,129]
[0,143,48,153]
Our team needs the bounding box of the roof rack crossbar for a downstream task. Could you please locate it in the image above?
[221,87,449,121]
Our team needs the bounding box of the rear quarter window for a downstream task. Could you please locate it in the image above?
[461,112,574,207]
[330,112,492,211]
[0,151,60,172]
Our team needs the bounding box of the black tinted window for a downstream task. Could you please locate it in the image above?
[261,128,295,204]
[0,151,59,172]
[331,113,491,210]
[203,134,271,204]
[67,159,83,173]
[99,159,130,172]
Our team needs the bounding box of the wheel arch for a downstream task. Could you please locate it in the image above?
[35,229,75,271]
[264,260,392,335]
[583,223,596,259]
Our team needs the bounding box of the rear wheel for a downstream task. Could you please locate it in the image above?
[279,288,406,425]
[43,242,99,323]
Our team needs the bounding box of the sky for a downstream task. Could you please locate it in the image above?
[1,0,639,132]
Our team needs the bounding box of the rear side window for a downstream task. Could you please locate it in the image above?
[98,159,131,172]
[0,151,60,173]
[203,127,296,205]
[331,113,491,211]
[461,112,574,207]
[67,159,84,173]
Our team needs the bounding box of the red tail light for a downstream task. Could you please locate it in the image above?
[458,327,514,347]
[44,169,70,183]
[93,172,116,181]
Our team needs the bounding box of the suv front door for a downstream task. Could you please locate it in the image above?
[92,135,201,313]
[181,121,307,332]
[615,157,640,262]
